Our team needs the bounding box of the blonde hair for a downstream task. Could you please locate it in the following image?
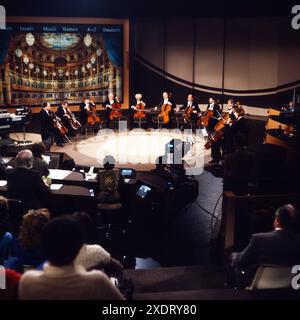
[19,208,50,249]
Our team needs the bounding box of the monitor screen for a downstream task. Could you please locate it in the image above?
[136,185,152,199]
[121,169,133,177]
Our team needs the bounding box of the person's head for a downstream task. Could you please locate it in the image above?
[135,93,142,101]
[42,102,51,110]
[41,217,84,267]
[235,106,245,118]
[108,93,114,101]
[15,150,34,169]
[84,97,90,104]
[209,97,216,104]
[227,99,234,108]
[155,156,166,171]
[187,94,194,102]
[62,101,68,108]
[273,204,297,231]
[162,92,169,100]
[72,211,97,244]
[31,142,47,159]
[103,155,115,170]
[19,208,50,250]
[289,101,294,108]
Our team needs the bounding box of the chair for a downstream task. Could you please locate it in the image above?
[152,116,164,130]
[246,265,294,290]
[133,117,147,129]
[96,202,123,239]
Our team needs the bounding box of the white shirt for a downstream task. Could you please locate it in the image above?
[75,244,111,270]
[208,103,214,110]
[19,263,124,300]
[188,101,192,107]
[163,99,169,105]
[109,99,114,105]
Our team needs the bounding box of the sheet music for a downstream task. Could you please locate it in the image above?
[49,169,72,180]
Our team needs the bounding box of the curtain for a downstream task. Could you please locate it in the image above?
[0,30,10,65]
[102,31,122,68]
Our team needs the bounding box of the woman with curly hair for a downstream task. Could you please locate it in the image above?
[5,208,50,272]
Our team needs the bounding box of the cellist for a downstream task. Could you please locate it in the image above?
[103,93,119,127]
[177,94,200,128]
[130,93,147,128]
[154,92,176,126]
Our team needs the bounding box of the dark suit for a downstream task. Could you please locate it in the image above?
[234,230,300,270]
[7,168,50,211]
[56,106,75,136]
[79,102,88,126]
[103,99,117,127]
[180,101,200,113]
[39,108,53,142]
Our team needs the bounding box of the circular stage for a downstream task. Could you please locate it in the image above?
[10,130,209,172]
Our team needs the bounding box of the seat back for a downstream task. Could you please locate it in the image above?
[247,265,293,290]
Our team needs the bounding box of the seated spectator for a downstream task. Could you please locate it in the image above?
[223,134,255,194]
[232,204,300,273]
[7,150,50,211]
[0,269,21,300]
[97,155,123,204]
[72,212,123,276]
[31,142,50,177]
[19,217,124,300]
[0,196,12,264]
[5,209,50,272]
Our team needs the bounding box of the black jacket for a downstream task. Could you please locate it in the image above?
[206,103,222,118]
[39,109,53,141]
[7,168,50,211]
[180,101,200,113]
[234,230,300,270]
[56,106,67,119]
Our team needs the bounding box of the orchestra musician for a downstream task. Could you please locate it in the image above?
[39,102,64,149]
[206,97,222,163]
[79,97,100,132]
[103,93,117,127]
[130,93,147,128]
[154,92,176,126]
[177,94,200,128]
[56,102,77,136]
[281,101,294,113]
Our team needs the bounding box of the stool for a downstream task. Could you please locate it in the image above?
[133,117,147,128]
[111,117,127,130]
[96,202,123,239]
[152,116,164,130]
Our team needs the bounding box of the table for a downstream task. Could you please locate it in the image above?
[49,169,98,188]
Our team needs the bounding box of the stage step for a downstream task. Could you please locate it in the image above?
[123,265,226,294]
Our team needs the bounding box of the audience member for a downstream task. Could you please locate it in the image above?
[31,142,50,177]
[7,150,50,211]
[19,217,124,300]
[0,196,12,264]
[5,209,50,272]
[0,269,21,300]
[232,204,300,271]
[72,212,123,276]
[97,155,123,204]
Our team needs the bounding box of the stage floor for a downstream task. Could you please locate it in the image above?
[11,129,210,172]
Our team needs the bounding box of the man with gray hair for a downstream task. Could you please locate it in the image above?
[7,150,50,211]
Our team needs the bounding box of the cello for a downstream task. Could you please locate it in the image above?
[158,93,173,124]
[87,103,101,126]
[50,111,68,136]
[65,108,81,131]
[196,109,214,127]
[132,99,146,120]
[109,101,122,120]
